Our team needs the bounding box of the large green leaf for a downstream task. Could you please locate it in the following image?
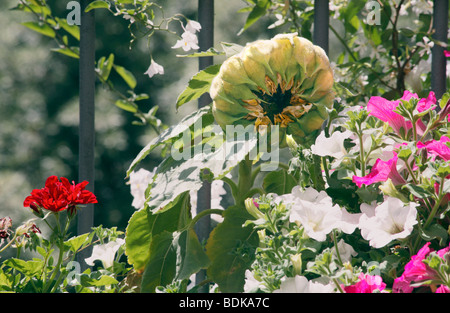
[125,191,191,272]
[175,64,221,109]
[205,205,258,292]
[262,169,297,195]
[140,228,210,292]
[145,123,258,213]
[126,106,212,177]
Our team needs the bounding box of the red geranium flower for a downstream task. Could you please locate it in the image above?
[23,176,97,215]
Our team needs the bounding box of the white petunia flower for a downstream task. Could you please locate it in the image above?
[129,168,155,209]
[280,187,360,241]
[311,130,353,161]
[172,31,199,52]
[358,197,418,248]
[85,238,125,269]
[273,275,336,293]
[144,59,164,78]
[243,270,263,293]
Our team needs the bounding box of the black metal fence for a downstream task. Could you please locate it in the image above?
[76,0,448,271]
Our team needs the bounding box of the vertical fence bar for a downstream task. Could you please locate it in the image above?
[195,0,214,291]
[431,0,448,101]
[313,0,329,54]
[77,0,96,270]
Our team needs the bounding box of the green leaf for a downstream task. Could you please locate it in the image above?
[176,48,224,58]
[419,223,449,246]
[237,0,270,35]
[262,169,297,195]
[140,228,210,292]
[80,274,118,287]
[115,99,137,113]
[402,183,432,199]
[113,65,137,89]
[51,47,80,59]
[205,205,258,292]
[56,17,80,40]
[145,123,258,213]
[125,192,192,272]
[98,54,115,81]
[126,106,212,177]
[65,233,92,253]
[21,21,55,38]
[3,258,44,277]
[176,64,221,109]
[84,0,110,12]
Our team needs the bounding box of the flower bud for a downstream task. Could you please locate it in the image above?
[290,253,303,276]
[379,179,408,203]
[245,198,265,220]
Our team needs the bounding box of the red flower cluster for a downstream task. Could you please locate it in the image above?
[23,176,97,215]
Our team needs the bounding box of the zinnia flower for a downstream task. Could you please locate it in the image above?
[210,33,335,146]
[23,175,97,215]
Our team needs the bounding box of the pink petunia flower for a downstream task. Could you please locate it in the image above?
[343,273,386,293]
[366,90,436,137]
[352,153,405,187]
[417,136,450,161]
[445,50,450,58]
[393,242,450,293]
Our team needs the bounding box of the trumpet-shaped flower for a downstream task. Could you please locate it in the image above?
[352,153,405,187]
[366,90,436,137]
[281,187,360,241]
[273,275,336,293]
[343,272,386,293]
[392,242,450,293]
[417,136,450,161]
[85,238,125,269]
[358,197,418,248]
[311,129,353,160]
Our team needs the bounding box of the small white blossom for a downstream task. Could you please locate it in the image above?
[185,20,202,33]
[358,197,418,248]
[417,36,434,57]
[172,31,199,52]
[144,59,164,78]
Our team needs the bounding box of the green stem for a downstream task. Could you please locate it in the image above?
[190,209,224,228]
[236,156,254,205]
[423,177,446,229]
[0,234,17,254]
